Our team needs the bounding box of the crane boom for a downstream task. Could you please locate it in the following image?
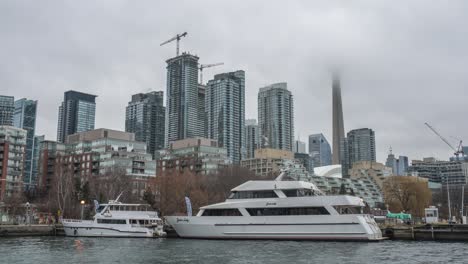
[198,62,224,84]
[424,122,464,158]
[160,32,188,56]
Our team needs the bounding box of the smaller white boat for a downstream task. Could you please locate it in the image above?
[63,194,166,238]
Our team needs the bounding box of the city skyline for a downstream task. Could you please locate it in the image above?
[1,1,467,162]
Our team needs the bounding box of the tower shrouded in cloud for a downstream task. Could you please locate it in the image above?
[332,73,345,165]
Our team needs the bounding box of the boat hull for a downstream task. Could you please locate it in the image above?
[63,221,160,238]
[166,215,383,241]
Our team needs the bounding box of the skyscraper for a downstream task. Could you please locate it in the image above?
[0,95,14,126]
[206,70,245,163]
[341,128,376,177]
[198,84,207,138]
[125,91,165,158]
[385,148,409,176]
[13,98,38,190]
[332,74,345,165]
[258,83,294,151]
[165,53,202,145]
[245,119,260,159]
[57,90,97,143]
[308,133,332,167]
[293,140,307,154]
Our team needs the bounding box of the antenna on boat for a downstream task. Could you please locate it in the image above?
[115,192,124,203]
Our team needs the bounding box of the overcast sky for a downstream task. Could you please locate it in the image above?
[1,0,467,163]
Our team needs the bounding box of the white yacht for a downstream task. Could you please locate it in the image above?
[63,196,166,238]
[166,173,383,241]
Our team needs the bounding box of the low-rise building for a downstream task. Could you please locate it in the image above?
[241,148,294,177]
[409,158,468,185]
[157,137,230,176]
[0,126,27,201]
[348,161,392,189]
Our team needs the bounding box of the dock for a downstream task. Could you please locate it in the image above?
[0,225,57,237]
[382,224,468,241]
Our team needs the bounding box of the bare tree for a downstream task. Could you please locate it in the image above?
[89,167,136,203]
[50,164,75,218]
[383,176,432,217]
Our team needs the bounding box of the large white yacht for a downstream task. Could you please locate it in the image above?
[63,196,166,238]
[166,173,383,241]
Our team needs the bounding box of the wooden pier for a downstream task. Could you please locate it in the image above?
[383,224,468,241]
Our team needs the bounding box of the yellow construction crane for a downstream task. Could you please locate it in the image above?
[424,122,464,158]
[160,32,188,56]
[198,63,224,84]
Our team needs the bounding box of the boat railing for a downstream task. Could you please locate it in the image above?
[62,219,85,223]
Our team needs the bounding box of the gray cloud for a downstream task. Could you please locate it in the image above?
[1,0,467,162]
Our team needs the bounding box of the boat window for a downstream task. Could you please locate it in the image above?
[130,219,137,224]
[228,191,278,199]
[283,189,315,197]
[334,206,361,214]
[139,220,145,225]
[201,209,242,216]
[246,207,330,216]
[96,205,106,213]
[97,219,127,224]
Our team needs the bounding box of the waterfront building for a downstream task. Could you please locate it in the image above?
[206,71,245,164]
[293,140,306,154]
[348,161,392,190]
[409,158,468,185]
[37,140,66,192]
[165,53,203,146]
[38,129,156,197]
[240,148,294,177]
[0,126,27,201]
[341,128,376,177]
[332,74,345,165]
[294,152,314,173]
[57,90,97,143]
[258,83,294,151]
[30,135,44,192]
[125,91,165,158]
[13,98,37,190]
[245,119,260,159]
[308,133,332,167]
[156,137,230,176]
[198,84,207,138]
[0,96,14,126]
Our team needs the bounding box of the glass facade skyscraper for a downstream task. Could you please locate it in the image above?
[125,91,165,158]
[0,95,14,126]
[258,83,294,151]
[165,53,203,145]
[308,133,332,167]
[245,119,260,159]
[13,98,38,190]
[206,70,245,163]
[57,90,97,143]
[341,128,376,177]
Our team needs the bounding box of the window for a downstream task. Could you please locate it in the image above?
[201,209,242,216]
[228,191,278,199]
[283,189,315,197]
[334,206,361,215]
[246,207,330,216]
[97,219,127,224]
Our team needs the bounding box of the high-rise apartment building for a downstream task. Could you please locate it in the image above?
[0,96,14,126]
[198,84,207,138]
[0,126,27,201]
[332,74,345,165]
[165,53,202,146]
[341,128,376,177]
[245,119,260,159]
[125,91,165,158]
[206,70,245,163]
[308,133,332,167]
[13,98,38,190]
[57,90,97,143]
[258,83,294,151]
[409,158,468,185]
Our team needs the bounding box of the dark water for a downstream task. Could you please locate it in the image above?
[0,237,466,264]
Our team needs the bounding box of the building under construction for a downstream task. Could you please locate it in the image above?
[409,157,468,185]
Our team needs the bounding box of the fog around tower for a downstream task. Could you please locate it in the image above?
[1,0,466,162]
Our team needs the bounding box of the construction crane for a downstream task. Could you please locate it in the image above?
[160,32,188,56]
[198,63,224,84]
[424,122,464,158]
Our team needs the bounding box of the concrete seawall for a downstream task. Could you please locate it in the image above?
[0,225,56,237]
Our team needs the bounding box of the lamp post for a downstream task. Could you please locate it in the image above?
[80,200,85,220]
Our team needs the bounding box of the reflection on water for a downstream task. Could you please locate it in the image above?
[0,237,467,264]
